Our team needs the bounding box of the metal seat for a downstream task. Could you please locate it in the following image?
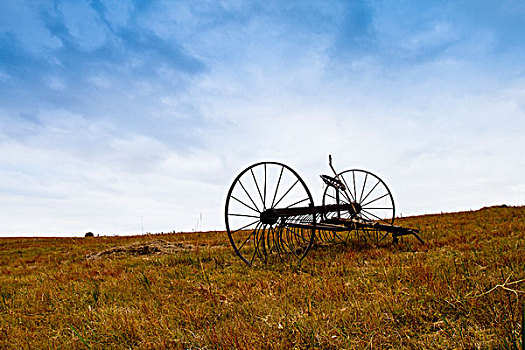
[320,174,345,190]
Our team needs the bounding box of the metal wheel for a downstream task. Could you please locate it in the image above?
[225,162,316,266]
[322,169,395,243]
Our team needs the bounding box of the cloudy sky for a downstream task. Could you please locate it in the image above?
[1,0,524,236]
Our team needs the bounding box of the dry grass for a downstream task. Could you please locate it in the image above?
[0,206,524,349]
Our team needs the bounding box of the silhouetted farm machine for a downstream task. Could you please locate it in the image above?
[225,156,424,266]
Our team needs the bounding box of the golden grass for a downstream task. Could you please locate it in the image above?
[0,206,524,349]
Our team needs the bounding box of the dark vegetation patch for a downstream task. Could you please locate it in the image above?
[86,239,194,260]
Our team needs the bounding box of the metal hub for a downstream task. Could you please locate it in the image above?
[350,201,362,215]
[260,209,279,225]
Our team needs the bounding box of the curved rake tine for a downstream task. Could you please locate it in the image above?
[259,225,268,262]
[280,228,300,260]
[268,226,282,260]
[250,224,265,264]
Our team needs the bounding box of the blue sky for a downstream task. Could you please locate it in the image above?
[1,0,524,235]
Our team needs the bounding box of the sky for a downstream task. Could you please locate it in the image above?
[1,0,524,236]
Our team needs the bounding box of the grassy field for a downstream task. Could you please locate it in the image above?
[0,206,524,349]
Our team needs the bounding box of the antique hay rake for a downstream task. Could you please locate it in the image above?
[224,156,424,266]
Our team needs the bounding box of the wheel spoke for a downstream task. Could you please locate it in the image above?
[239,180,261,213]
[270,166,284,208]
[229,213,260,219]
[359,173,368,203]
[362,193,389,207]
[273,179,299,209]
[326,192,350,204]
[325,192,337,201]
[237,223,260,250]
[285,197,310,209]
[231,195,259,213]
[361,208,392,225]
[360,180,380,205]
[352,171,357,202]
[358,210,374,222]
[230,219,260,234]
[322,169,395,239]
[340,176,356,202]
[263,164,267,210]
[339,175,361,215]
[226,162,314,265]
[333,186,352,204]
[325,191,352,219]
[250,168,265,211]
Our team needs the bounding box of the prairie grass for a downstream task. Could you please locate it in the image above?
[0,206,524,349]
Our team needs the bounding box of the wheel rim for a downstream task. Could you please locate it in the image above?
[322,169,395,242]
[225,162,316,266]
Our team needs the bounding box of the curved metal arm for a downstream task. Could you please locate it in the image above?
[329,154,338,177]
[327,154,359,216]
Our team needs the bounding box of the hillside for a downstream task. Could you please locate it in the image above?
[0,206,524,349]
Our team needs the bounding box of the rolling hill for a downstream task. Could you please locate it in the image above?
[0,205,523,349]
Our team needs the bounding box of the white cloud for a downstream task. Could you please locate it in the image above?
[0,110,224,235]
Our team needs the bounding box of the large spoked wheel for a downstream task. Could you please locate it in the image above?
[322,169,395,243]
[225,162,316,266]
